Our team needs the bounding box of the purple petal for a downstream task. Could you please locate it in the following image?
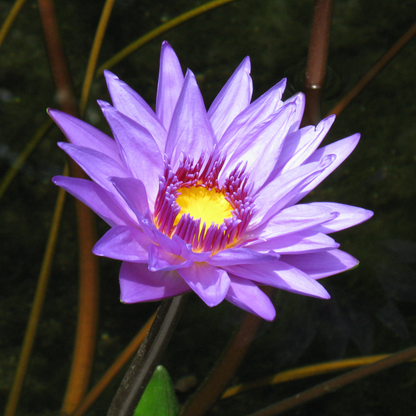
[58,142,127,191]
[226,275,276,321]
[208,56,253,140]
[248,231,339,254]
[104,70,167,152]
[93,225,150,262]
[207,247,276,267]
[48,109,121,164]
[99,102,163,205]
[156,41,185,131]
[307,202,374,233]
[218,78,287,155]
[249,203,337,240]
[139,219,182,256]
[171,235,212,262]
[272,115,335,178]
[221,101,296,188]
[148,244,194,271]
[225,261,330,299]
[253,157,333,227]
[178,263,231,307]
[289,134,360,205]
[283,93,305,135]
[165,70,216,169]
[53,176,136,227]
[120,262,190,303]
[280,249,359,279]
[111,177,150,218]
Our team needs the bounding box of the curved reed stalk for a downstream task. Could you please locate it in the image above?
[3,166,68,416]
[0,0,26,48]
[70,310,157,416]
[96,0,238,74]
[222,354,416,399]
[327,19,416,117]
[37,0,100,413]
[79,0,116,117]
[246,345,416,416]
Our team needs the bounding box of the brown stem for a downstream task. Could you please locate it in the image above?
[70,311,157,416]
[327,19,416,117]
[246,345,416,416]
[180,288,274,416]
[107,295,188,416]
[302,0,334,126]
[37,0,99,414]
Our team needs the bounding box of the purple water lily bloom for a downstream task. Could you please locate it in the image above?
[51,41,373,321]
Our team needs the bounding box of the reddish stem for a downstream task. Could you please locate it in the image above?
[247,345,416,416]
[37,0,99,413]
[328,19,416,117]
[302,0,334,126]
[181,288,274,416]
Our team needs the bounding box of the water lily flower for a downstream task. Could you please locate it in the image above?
[51,41,373,321]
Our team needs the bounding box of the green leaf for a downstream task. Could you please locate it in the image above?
[134,365,180,416]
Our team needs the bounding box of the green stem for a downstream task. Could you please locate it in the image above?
[107,295,188,416]
[246,345,416,416]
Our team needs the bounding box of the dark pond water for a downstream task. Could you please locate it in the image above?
[1,0,416,415]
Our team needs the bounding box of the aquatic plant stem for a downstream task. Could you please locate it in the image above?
[181,288,274,416]
[0,0,26,48]
[3,171,67,416]
[107,295,188,416]
[328,19,416,117]
[222,354,416,399]
[96,0,239,75]
[79,0,116,116]
[246,345,416,416]
[37,0,99,413]
[302,0,333,126]
[0,118,53,200]
[71,310,157,416]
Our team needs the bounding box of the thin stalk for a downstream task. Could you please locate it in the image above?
[0,0,26,48]
[0,118,53,201]
[302,0,333,126]
[222,354,416,399]
[96,0,239,75]
[246,345,416,416]
[327,19,416,117]
[71,310,157,416]
[37,0,99,413]
[181,288,274,416]
[107,295,188,416]
[79,0,116,117]
[3,167,68,416]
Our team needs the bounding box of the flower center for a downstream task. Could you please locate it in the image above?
[175,186,234,230]
[154,156,255,254]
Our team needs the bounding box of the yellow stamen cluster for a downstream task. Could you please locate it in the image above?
[175,186,233,229]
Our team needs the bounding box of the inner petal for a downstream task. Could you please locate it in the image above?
[175,186,233,228]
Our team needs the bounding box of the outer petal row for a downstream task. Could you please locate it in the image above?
[104,70,167,153]
[208,56,253,141]
[225,260,330,299]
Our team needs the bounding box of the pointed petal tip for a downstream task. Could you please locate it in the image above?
[48,108,68,124]
[103,69,118,81]
[241,55,251,72]
[57,141,68,150]
[47,107,57,118]
[161,40,173,49]
[51,175,62,185]
[97,99,111,110]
